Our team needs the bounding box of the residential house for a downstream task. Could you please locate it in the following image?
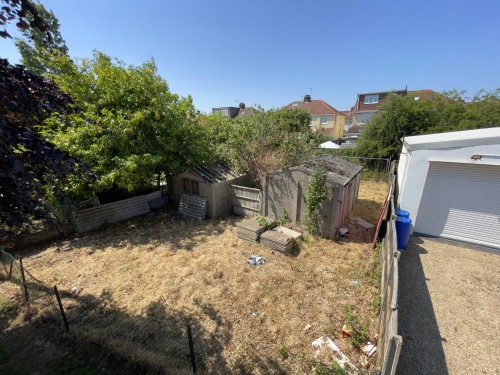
[284,95,345,140]
[352,89,407,130]
[212,103,255,119]
[347,88,441,137]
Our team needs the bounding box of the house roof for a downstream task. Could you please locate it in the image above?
[284,99,342,116]
[345,125,363,134]
[187,163,239,184]
[234,107,256,119]
[339,110,353,120]
[357,89,407,96]
[403,127,500,151]
[407,89,440,100]
[297,155,363,187]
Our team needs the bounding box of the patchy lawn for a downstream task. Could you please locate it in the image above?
[1,179,387,374]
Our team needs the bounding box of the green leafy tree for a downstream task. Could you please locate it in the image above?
[15,2,69,75]
[42,51,213,197]
[354,89,500,160]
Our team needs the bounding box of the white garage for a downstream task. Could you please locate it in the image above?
[397,128,500,250]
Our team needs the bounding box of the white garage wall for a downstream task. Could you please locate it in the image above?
[397,142,500,232]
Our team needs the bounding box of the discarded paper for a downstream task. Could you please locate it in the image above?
[362,342,377,357]
[312,336,357,371]
[247,255,266,266]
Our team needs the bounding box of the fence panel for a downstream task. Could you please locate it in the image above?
[230,185,261,217]
[376,176,403,374]
[72,195,150,233]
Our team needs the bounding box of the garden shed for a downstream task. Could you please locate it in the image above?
[262,155,362,239]
[397,127,500,250]
[172,163,249,218]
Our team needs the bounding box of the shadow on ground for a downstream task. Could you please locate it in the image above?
[0,279,287,375]
[396,236,448,375]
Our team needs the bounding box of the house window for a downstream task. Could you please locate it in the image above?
[320,116,328,124]
[182,178,200,195]
[361,112,374,123]
[364,94,379,104]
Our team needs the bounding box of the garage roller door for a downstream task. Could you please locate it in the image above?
[415,162,500,249]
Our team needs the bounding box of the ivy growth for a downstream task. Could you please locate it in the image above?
[306,166,327,234]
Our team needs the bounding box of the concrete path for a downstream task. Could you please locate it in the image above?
[396,237,500,375]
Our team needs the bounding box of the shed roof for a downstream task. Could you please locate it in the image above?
[404,127,500,151]
[297,155,362,187]
[187,163,239,184]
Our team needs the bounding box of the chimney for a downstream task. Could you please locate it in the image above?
[239,102,245,109]
[304,94,311,102]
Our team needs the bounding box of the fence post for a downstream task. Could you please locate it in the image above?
[19,257,29,302]
[8,259,13,280]
[53,285,70,333]
[187,325,197,374]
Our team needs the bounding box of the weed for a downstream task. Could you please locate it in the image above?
[373,294,382,312]
[278,346,289,360]
[350,325,369,348]
[313,361,347,375]
[343,307,369,348]
[277,210,291,226]
[255,215,271,229]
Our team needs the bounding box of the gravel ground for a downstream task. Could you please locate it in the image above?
[397,236,500,375]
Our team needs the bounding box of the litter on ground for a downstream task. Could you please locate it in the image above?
[247,255,266,266]
[312,336,358,371]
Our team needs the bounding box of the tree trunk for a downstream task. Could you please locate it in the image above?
[166,174,175,205]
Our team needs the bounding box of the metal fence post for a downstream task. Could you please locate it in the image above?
[19,257,29,302]
[53,285,70,332]
[8,259,13,280]
[187,325,197,374]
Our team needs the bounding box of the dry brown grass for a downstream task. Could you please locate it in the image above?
[351,179,388,224]
[14,179,388,374]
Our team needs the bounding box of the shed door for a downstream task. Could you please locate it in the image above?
[415,162,500,249]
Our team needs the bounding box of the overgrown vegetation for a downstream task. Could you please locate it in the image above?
[306,166,328,234]
[203,107,321,187]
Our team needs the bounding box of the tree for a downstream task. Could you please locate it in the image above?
[15,2,69,75]
[353,90,500,160]
[42,51,214,196]
[1,0,94,237]
[203,107,320,186]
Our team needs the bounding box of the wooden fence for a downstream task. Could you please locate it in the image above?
[229,184,261,217]
[72,189,166,233]
[376,162,402,375]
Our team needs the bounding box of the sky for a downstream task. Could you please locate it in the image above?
[1,0,499,113]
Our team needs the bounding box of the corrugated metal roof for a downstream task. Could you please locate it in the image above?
[404,127,500,151]
[188,163,239,184]
[296,155,363,187]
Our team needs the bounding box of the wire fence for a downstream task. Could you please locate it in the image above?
[0,248,66,332]
[339,156,392,180]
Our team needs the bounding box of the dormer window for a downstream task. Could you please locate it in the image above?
[364,94,379,104]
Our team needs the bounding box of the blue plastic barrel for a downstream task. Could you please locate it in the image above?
[395,209,410,218]
[395,217,412,250]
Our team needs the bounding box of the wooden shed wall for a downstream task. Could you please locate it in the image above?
[262,168,336,238]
